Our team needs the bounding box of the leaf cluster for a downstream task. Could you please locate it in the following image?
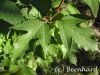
[0,0,99,75]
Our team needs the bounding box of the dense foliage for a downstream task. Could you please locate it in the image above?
[0,0,100,75]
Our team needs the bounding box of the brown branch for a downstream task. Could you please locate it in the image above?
[51,0,64,20]
[56,0,64,12]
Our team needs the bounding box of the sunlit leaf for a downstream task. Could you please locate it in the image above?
[58,15,98,51]
[11,20,44,60]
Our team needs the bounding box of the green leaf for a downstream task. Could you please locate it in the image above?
[21,7,30,19]
[84,0,99,17]
[0,33,5,45]
[69,54,77,65]
[58,15,98,51]
[60,44,68,58]
[60,5,70,16]
[0,0,24,25]
[66,39,77,65]
[28,58,37,71]
[3,56,10,66]
[57,15,98,64]
[57,14,87,50]
[29,5,41,19]
[37,57,53,71]
[67,3,80,14]
[12,20,44,31]
[59,38,77,65]
[11,20,44,60]
[21,6,41,20]
[9,64,19,74]
[20,66,33,75]
[51,0,61,8]
[38,24,51,58]
[4,40,12,54]
[48,44,60,57]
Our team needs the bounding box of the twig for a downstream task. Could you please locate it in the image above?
[57,0,64,12]
[51,0,64,20]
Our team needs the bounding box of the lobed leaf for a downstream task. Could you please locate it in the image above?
[11,20,44,60]
[58,15,98,51]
